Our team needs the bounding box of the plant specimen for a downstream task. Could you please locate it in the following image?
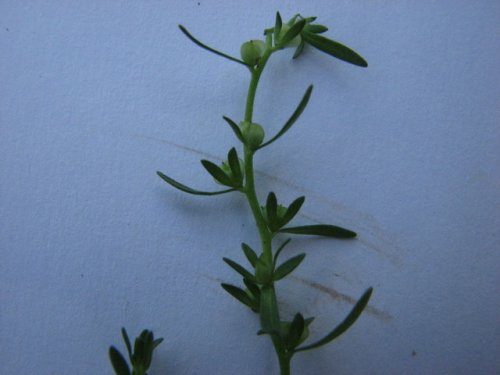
[109,328,163,375]
[157,12,373,375]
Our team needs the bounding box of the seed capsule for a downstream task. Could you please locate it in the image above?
[240,40,266,66]
[240,121,265,149]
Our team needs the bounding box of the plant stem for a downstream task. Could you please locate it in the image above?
[276,350,291,375]
[243,146,272,263]
[241,45,292,375]
[243,47,274,263]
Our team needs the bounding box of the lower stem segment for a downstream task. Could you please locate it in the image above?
[272,333,292,375]
[277,352,291,375]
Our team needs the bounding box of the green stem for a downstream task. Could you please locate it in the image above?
[241,45,292,375]
[243,46,274,263]
[276,350,291,375]
[243,146,272,263]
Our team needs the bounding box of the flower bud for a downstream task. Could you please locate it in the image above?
[240,121,265,149]
[240,40,266,66]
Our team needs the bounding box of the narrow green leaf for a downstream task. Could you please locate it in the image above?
[241,243,258,267]
[258,85,313,149]
[138,330,154,369]
[109,347,131,375]
[282,196,305,227]
[302,31,368,67]
[265,192,278,230]
[279,224,357,238]
[157,171,235,196]
[221,283,254,309]
[295,287,373,352]
[227,148,242,185]
[304,24,328,34]
[260,285,281,334]
[273,238,292,266]
[274,12,282,45]
[274,253,306,281]
[132,337,145,368]
[178,25,249,67]
[280,19,306,46]
[223,257,255,281]
[286,313,305,349]
[121,327,132,360]
[200,159,233,186]
[292,39,305,59]
[222,116,245,144]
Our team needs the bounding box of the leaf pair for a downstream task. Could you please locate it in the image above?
[157,148,243,196]
[109,328,163,375]
[263,192,305,232]
[201,148,244,188]
[221,244,263,312]
[226,241,304,283]
[223,244,272,286]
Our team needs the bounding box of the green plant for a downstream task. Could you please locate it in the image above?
[157,12,373,375]
[109,328,163,375]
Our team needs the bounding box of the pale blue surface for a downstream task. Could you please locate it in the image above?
[1,1,499,374]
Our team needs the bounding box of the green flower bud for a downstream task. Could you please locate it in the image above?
[240,40,266,66]
[240,121,265,149]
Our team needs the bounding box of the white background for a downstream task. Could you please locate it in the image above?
[1,1,499,374]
